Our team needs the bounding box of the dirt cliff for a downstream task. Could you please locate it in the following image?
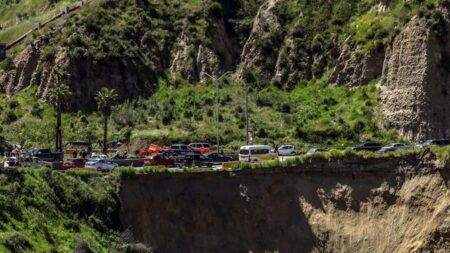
[119,155,450,253]
[380,16,450,141]
[0,33,156,109]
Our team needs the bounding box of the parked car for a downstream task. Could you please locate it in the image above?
[415,139,450,148]
[29,148,63,162]
[176,153,213,168]
[170,144,199,156]
[376,143,410,153]
[239,145,278,163]
[85,159,118,172]
[353,142,382,152]
[144,154,176,167]
[306,147,327,155]
[277,145,297,156]
[188,143,211,154]
[22,157,49,168]
[203,152,234,163]
[63,158,86,170]
[3,157,19,168]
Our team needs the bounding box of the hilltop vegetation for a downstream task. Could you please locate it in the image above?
[0,0,448,150]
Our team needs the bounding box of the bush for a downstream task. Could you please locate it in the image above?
[3,232,32,252]
[8,100,19,110]
[2,111,18,124]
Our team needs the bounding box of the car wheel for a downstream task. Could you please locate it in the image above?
[291,151,296,155]
[97,167,101,171]
[207,163,212,168]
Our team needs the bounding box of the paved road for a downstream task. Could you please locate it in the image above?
[133,156,298,172]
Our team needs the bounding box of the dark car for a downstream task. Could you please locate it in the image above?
[353,142,382,152]
[203,152,233,162]
[170,144,200,156]
[415,139,450,148]
[176,153,213,168]
[29,148,63,162]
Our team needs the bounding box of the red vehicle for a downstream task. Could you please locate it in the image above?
[139,144,170,158]
[144,154,175,167]
[188,143,211,154]
[62,158,86,169]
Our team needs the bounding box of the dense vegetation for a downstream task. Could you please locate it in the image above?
[0,168,150,252]
[0,0,448,151]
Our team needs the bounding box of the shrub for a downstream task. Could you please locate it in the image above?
[3,111,18,124]
[8,100,19,110]
[3,232,32,252]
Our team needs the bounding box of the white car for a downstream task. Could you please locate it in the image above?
[85,159,118,172]
[277,145,297,156]
[4,157,19,168]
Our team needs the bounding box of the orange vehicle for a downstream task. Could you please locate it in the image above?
[139,144,170,158]
[188,143,211,154]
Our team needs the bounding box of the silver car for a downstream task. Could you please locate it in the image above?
[377,143,409,153]
[85,159,118,172]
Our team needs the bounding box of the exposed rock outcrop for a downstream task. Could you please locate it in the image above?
[328,42,385,87]
[380,17,450,141]
[170,18,239,83]
[237,0,283,81]
[0,36,156,110]
[274,36,312,89]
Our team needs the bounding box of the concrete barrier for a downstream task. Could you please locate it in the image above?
[113,158,145,167]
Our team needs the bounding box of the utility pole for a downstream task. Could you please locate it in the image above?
[204,71,232,154]
[245,81,249,145]
[215,77,220,153]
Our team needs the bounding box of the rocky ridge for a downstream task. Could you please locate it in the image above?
[0,0,449,140]
[380,16,450,141]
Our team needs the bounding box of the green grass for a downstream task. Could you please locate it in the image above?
[0,0,77,43]
[0,74,403,154]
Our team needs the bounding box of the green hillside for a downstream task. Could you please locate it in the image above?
[0,0,447,151]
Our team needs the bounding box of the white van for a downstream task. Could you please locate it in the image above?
[239,145,278,163]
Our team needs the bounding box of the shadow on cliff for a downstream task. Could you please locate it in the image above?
[120,173,319,253]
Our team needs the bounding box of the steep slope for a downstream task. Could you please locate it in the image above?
[0,0,449,145]
[120,154,450,253]
[380,15,450,141]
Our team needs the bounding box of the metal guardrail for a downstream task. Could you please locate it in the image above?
[0,0,91,61]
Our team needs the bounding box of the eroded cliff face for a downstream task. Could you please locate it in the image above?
[328,42,385,87]
[0,35,157,109]
[380,17,450,141]
[119,155,450,253]
[170,17,239,83]
[237,0,282,81]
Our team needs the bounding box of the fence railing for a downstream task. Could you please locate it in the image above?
[0,0,94,61]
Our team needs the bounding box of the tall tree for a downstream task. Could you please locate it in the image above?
[48,69,72,152]
[95,88,118,155]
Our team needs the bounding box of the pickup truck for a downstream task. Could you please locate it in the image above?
[29,148,64,162]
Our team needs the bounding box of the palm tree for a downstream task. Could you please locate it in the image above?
[95,88,118,155]
[48,76,72,153]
